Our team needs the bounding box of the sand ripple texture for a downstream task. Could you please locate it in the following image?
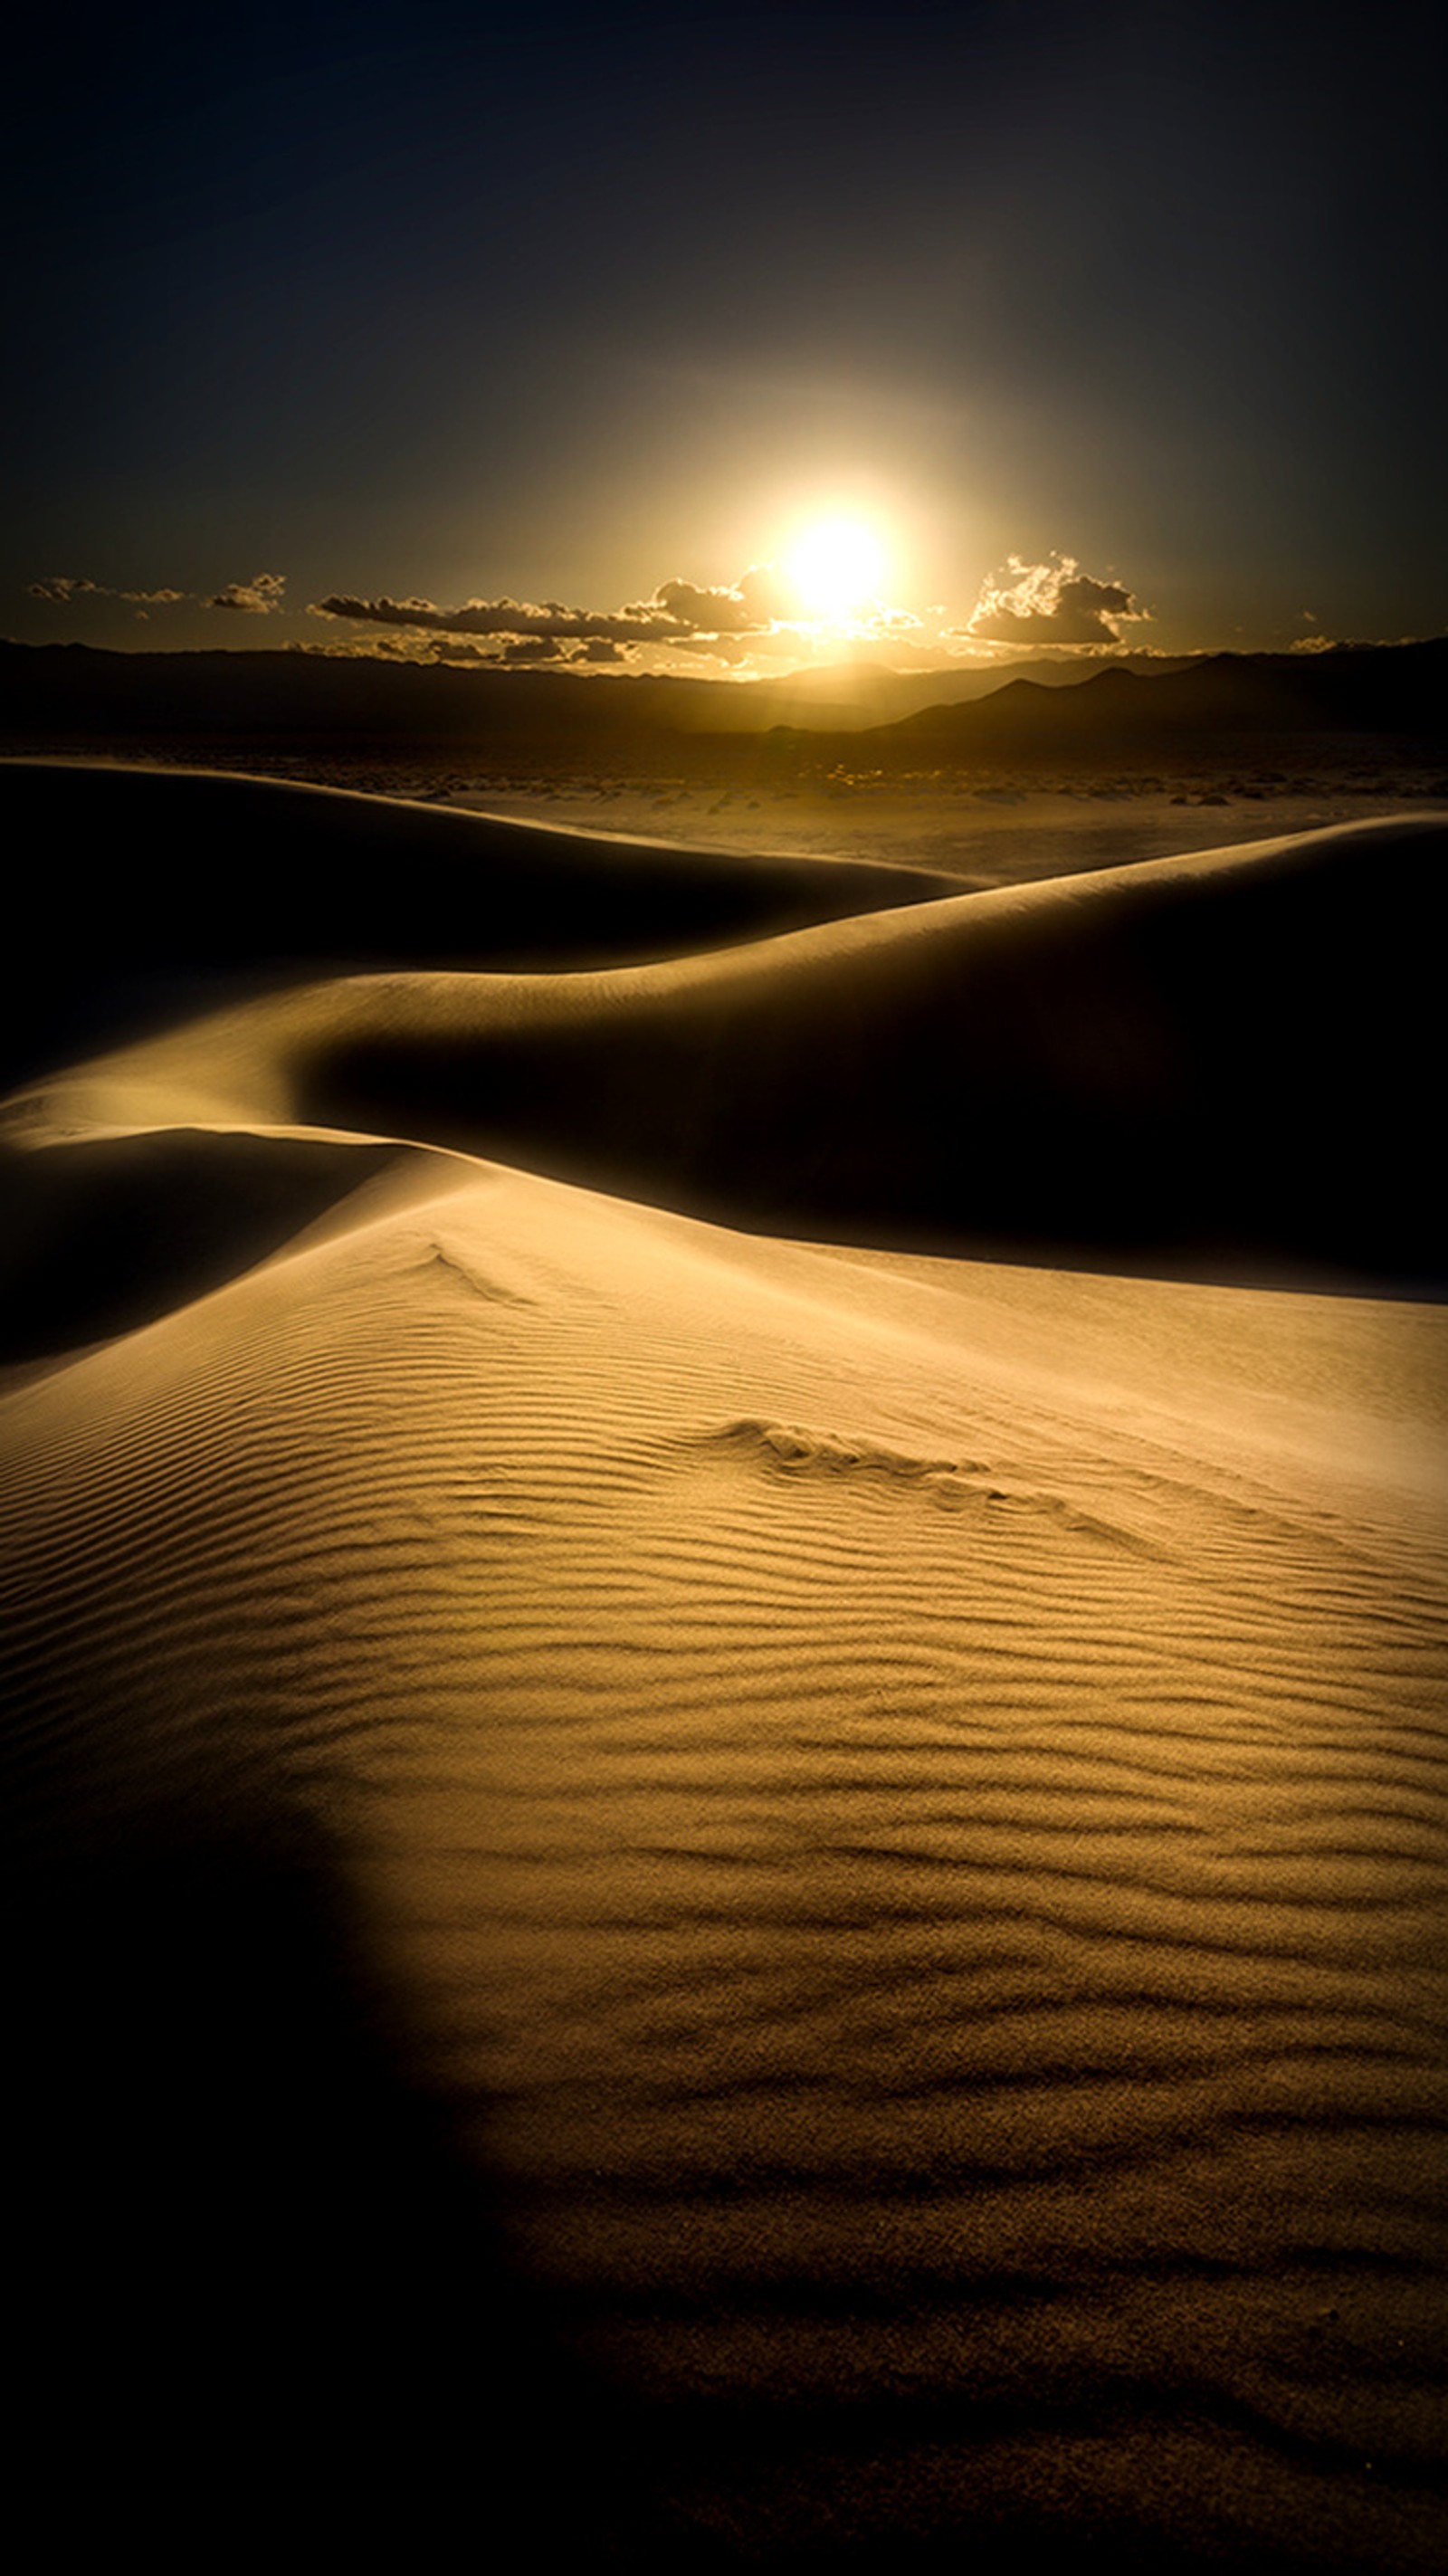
[3,1140,1446,2571]
[4,783,1448,2567]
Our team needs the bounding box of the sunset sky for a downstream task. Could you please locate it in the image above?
[7,0,1443,677]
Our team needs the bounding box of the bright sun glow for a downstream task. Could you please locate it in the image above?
[786,518,885,619]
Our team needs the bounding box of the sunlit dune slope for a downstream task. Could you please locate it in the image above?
[3,1146,1445,2567]
[9,812,1443,1282]
[4,773,1446,2565]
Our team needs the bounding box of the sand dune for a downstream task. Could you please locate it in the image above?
[10,808,1444,1280]
[0,760,954,1090]
[3,769,1445,2566]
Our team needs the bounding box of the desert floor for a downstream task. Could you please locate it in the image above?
[446,771,1443,891]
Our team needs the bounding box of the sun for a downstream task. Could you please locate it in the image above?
[786,517,885,620]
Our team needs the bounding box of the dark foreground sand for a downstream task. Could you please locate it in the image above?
[2,768,1445,2568]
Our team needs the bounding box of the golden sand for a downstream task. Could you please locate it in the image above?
[2,769,1444,2566]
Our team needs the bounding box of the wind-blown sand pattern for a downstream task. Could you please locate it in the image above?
[3,769,1445,2567]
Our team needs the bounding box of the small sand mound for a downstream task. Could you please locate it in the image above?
[711,1415,974,1479]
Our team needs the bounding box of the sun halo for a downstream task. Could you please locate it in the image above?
[786,517,885,620]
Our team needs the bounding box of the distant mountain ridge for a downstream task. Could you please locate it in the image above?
[0,640,1195,739]
[1,634,1443,768]
[850,640,1448,759]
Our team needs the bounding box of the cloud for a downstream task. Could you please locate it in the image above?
[29,576,186,605]
[444,633,629,669]
[310,590,681,644]
[295,627,634,671]
[207,571,286,615]
[662,633,754,663]
[653,565,794,634]
[289,634,424,660]
[310,562,805,653]
[964,553,1146,647]
[496,635,597,664]
[31,568,288,615]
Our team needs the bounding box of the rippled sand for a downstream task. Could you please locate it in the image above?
[3,768,1445,2567]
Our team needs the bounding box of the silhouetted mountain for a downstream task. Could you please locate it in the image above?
[849,640,1448,762]
[0,642,1186,745]
[1,635,1443,771]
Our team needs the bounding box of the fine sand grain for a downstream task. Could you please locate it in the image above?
[2,767,1444,2568]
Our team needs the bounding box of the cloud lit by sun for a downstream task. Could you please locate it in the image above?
[52,504,1154,682]
[785,518,886,622]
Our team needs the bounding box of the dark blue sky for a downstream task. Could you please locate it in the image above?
[6,0,1443,668]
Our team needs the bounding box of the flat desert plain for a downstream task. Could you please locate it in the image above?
[2,763,1445,2569]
